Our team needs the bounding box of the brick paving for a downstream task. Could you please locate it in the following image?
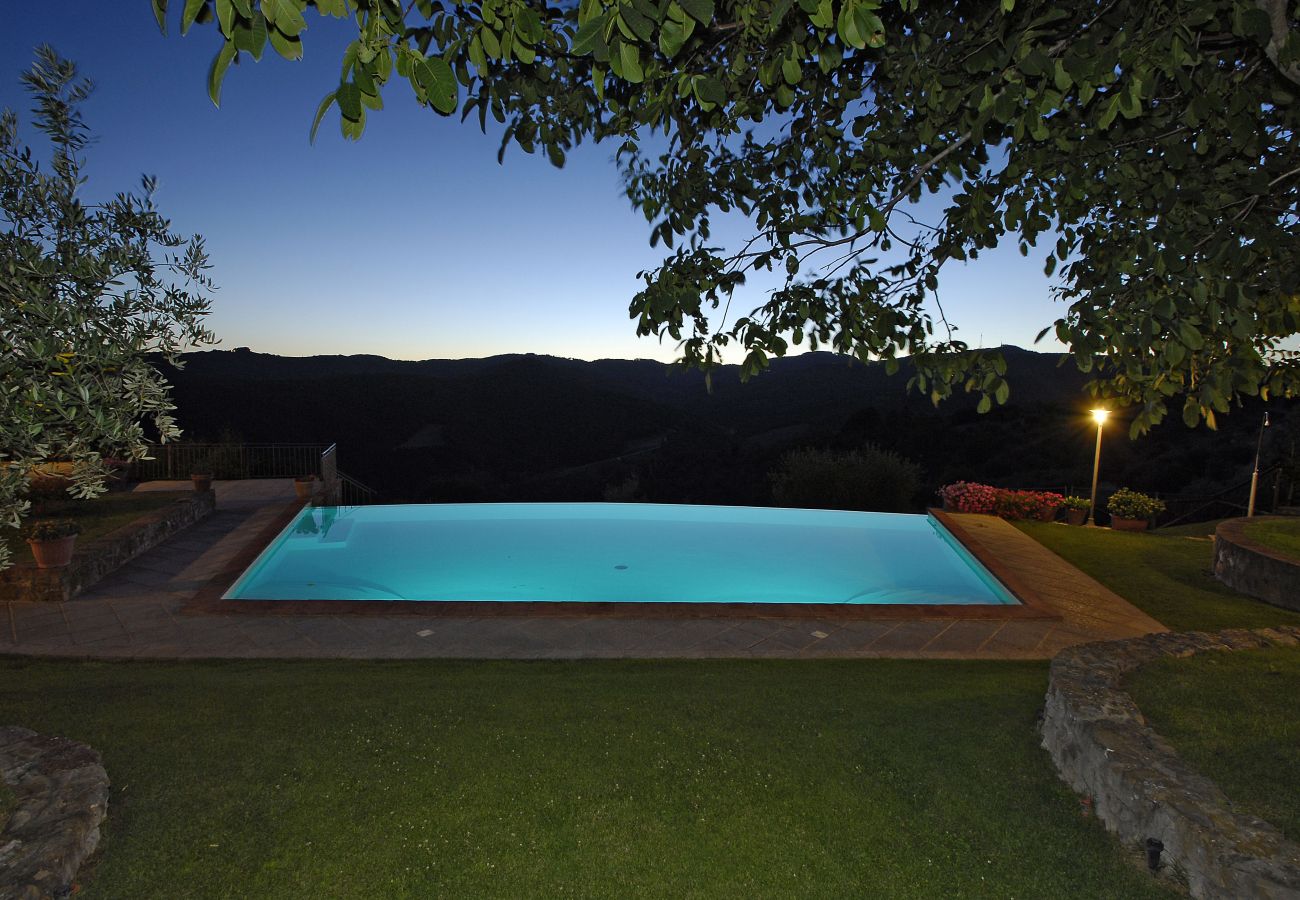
[1,487,1165,660]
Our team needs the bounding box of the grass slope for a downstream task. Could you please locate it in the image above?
[0,658,1172,900]
[1128,647,1300,842]
[1015,520,1300,631]
[1242,518,1300,559]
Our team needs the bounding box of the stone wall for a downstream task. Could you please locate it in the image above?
[1214,517,1300,613]
[0,727,109,899]
[0,489,215,603]
[1042,628,1300,899]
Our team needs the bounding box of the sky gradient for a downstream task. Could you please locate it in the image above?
[3,4,1066,362]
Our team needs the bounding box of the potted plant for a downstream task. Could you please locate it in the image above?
[25,519,81,568]
[189,455,214,493]
[1061,496,1090,526]
[1106,488,1166,531]
[1036,491,1066,521]
[294,474,318,500]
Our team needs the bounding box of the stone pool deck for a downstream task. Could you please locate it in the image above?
[0,485,1164,660]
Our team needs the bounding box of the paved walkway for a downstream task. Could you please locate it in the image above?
[1,489,1164,660]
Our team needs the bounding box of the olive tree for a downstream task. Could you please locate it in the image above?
[1,47,217,568]
[166,0,1297,435]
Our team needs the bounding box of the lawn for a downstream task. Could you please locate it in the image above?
[1242,518,1300,559]
[3,491,184,566]
[1127,646,1300,842]
[0,657,1173,900]
[1014,520,1300,631]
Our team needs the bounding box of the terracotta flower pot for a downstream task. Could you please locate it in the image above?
[1038,505,1060,522]
[294,478,316,500]
[191,473,213,492]
[1110,515,1150,532]
[28,535,76,568]
[1066,508,1087,526]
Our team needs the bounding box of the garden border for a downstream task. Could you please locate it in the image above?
[1213,517,1300,613]
[0,490,215,603]
[0,726,109,899]
[1041,627,1300,899]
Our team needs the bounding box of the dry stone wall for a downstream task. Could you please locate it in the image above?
[1214,517,1300,613]
[0,727,109,899]
[1042,628,1300,900]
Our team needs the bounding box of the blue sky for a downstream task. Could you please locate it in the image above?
[2,4,1065,362]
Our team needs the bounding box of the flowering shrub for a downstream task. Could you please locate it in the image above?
[939,485,1068,520]
[937,481,999,514]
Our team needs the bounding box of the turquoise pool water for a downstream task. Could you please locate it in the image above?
[224,503,1016,605]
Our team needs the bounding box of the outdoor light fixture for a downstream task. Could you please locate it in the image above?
[1248,411,1270,517]
[1087,409,1108,526]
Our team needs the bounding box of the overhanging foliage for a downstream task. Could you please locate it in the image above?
[167,0,1298,433]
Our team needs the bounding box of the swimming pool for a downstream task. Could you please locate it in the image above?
[223,503,1017,606]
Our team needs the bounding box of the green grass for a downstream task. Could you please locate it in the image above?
[1242,518,1300,559]
[1127,646,1300,842]
[0,657,1174,900]
[1015,520,1300,631]
[4,491,184,565]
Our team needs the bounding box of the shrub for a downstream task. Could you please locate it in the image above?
[1107,488,1166,521]
[937,481,999,514]
[770,445,921,512]
[940,485,1066,519]
[1061,496,1091,511]
[24,519,81,541]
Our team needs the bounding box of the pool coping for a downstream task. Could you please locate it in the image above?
[181,504,1060,621]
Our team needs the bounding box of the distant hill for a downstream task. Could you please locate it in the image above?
[157,346,1295,510]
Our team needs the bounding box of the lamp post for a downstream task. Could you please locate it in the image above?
[1247,411,1270,517]
[1087,408,1109,526]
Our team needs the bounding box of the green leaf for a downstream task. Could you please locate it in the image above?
[1182,396,1201,428]
[233,15,268,59]
[152,0,168,34]
[658,17,692,58]
[269,28,303,60]
[309,89,337,142]
[1177,321,1204,350]
[481,26,502,59]
[677,0,713,26]
[264,0,307,36]
[337,82,362,120]
[619,5,654,42]
[180,0,205,35]
[781,55,801,85]
[207,41,237,107]
[418,56,458,114]
[619,41,644,83]
[977,394,992,414]
[809,0,833,29]
[694,76,725,106]
[837,0,865,49]
[572,16,607,56]
[216,0,235,35]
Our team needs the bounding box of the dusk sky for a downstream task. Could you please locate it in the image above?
[3,3,1066,362]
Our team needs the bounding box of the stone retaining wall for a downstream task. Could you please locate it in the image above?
[0,726,109,899]
[1214,517,1300,613]
[0,489,215,603]
[1042,627,1300,899]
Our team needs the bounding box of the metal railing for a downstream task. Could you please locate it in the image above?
[137,443,331,481]
[137,441,381,507]
[1157,464,1286,529]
